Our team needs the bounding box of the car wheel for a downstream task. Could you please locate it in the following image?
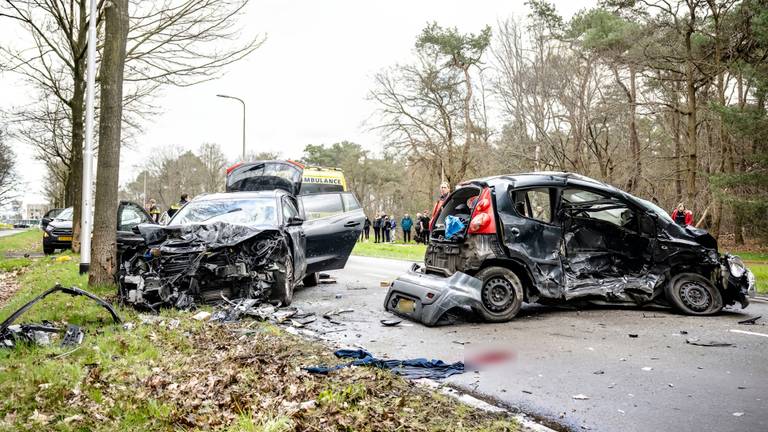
[271,255,294,306]
[302,272,319,287]
[474,266,524,323]
[43,245,55,255]
[665,273,723,315]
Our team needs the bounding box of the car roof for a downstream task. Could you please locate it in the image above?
[191,190,290,201]
[465,172,613,191]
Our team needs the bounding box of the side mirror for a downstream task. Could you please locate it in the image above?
[287,216,304,226]
[41,217,52,228]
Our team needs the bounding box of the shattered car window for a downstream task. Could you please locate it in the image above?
[562,188,636,231]
[639,198,675,224]
[170,198,277,226]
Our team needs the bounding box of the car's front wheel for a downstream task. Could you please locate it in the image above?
[43,244,55,255]
[665,273,723,315]
[474,266,524,323]
[271,255,294,306]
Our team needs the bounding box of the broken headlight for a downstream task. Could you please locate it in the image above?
[727,256,747,278]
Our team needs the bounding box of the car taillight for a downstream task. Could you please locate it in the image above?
[468,188,496,234]
[226,162,243,175]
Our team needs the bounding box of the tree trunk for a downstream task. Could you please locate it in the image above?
[684,9,698,212]
[70,0,89,253]
[89,0,129,286]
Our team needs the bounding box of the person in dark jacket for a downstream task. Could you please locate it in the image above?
[419,210,431,243]
[147,198,161,223]
[382,214,391,243]
[361,216,371,242]
[401,213,413,243]
[373,213,382,243]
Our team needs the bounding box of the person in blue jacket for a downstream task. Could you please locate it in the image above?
[401,213,413,243]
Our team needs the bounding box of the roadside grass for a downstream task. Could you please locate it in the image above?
[729,250,768,295]
[0,229,41,257]
[0,234,518,431]
[352,240,426,261]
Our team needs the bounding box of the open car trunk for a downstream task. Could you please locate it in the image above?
[425,186,493,276]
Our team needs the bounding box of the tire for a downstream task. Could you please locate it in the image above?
[271,255,295,306]
[665,273,723,315]
[302,272,319,288]
[43,245,55,255]
[474,266,524,323]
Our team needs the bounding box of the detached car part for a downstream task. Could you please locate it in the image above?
[0,284,121,349]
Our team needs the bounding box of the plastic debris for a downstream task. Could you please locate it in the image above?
[192,311,211,321]
[381,319,402,327]
[685,338,733,347]
[737,316,761,325]
[572,394,590,400]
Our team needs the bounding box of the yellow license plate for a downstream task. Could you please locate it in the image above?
[396,298,416,313]
[58,236,72,241]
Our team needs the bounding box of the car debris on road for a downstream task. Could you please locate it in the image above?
[0,284,121,349]
[304,348,465,380]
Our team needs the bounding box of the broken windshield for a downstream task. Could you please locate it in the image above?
[170,198,277,226]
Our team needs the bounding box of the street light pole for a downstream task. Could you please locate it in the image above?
[216,94,246,160]
[80,0,97,275]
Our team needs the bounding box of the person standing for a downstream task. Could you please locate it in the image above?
[401,213,413,243]
[361,216,371,242]
[414,212,422,243]
[431,182,450,221]
[373,213,382,243]
[167,193,190,219]
[147,198,161,223]
[671,203,694,226]
[390,216,397,243]
[382,214,391,243]
[420,210,431,243]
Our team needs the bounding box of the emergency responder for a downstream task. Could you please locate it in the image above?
[147,198,161,223]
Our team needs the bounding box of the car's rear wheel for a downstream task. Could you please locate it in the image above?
[271,255,294,306]
[665,273,723,315]
[474,266,524,323]
[302,272,319,287]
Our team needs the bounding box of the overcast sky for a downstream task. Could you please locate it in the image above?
[1,0,595,205]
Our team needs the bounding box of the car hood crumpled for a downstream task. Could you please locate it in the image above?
[136,221,278,249]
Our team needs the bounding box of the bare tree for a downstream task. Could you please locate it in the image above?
[198,142,227,193]
[1,0,264,251]
[0,129,18,207]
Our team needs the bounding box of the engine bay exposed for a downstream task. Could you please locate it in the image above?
[118,223,290,310]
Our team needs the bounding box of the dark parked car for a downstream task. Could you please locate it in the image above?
[117,189,364,309]
[385,172,756,325]
[42,202,154,254]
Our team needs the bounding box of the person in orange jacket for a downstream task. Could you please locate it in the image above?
[671,202,694,226]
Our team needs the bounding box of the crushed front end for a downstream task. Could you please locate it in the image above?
[721,254,756,308]
[118,222,289,310]
[384,263,484,326]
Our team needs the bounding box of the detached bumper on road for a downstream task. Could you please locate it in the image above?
[383,263,483,326]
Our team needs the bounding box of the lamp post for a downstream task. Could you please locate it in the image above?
[216,94,246,160]
[80,0,97,275]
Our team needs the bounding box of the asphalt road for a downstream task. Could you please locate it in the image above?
[292,255,768,432]
[0,229,25,238]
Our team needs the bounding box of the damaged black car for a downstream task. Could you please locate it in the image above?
[118,189,363,310]
[385,173,756,325]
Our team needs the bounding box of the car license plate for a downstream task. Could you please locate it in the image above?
[396,298,416,313]
[59,236,72,241]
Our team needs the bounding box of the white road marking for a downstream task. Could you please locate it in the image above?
[729,329,768,338]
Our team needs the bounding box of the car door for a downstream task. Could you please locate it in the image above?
[281,195,307,280]
[558,188,655,299]
[116,201,154,244]
[299,192,364,274]
[501,186,563,297]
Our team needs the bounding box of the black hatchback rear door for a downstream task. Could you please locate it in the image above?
[299,192,364,274]
[226,161,303,195]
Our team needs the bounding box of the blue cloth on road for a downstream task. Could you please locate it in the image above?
[304,349,465,380]
[444,215,465,239]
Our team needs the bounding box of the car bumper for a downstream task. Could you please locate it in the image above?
[43,233,73,248]
[383,263,483,326]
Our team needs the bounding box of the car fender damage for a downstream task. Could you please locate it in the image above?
[0,284,121,348]
[118,222,292,310]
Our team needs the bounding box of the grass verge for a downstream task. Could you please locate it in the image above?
[352,241,426,262]
[0,234,518,431]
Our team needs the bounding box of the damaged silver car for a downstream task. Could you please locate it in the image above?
[385,173,756,325]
